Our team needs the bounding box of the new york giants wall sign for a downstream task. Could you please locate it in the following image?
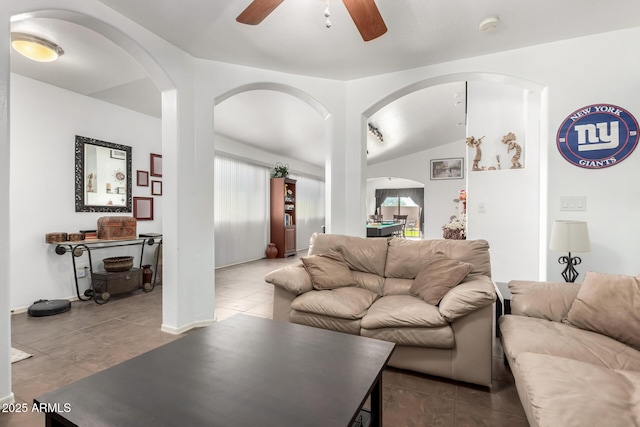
[556,104,638,169]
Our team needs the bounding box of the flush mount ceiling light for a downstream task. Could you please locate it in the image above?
[11,32,64,62]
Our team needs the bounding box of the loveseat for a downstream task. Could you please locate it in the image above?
[265,233,496,386]
[499,272,640,427]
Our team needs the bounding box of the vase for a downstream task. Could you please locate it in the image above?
[142,265,153,284]
[266,243,278,259]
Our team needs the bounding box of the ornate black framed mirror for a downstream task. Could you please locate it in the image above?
[75,135,132,212]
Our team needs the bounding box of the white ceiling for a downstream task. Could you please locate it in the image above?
[9,0,640,168]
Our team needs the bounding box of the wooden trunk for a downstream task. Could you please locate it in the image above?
[97,216,137,240]
[92,268,142,295]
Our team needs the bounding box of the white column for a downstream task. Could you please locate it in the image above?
[0,13,14,405]
[325,102,367,236]
[161,84,215,333]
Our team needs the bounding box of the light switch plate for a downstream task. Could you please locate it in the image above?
[560,196,586,211]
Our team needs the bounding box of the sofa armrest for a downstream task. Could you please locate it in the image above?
[509,280,580,322]
[438,275,496,322]
[264,264,313,295]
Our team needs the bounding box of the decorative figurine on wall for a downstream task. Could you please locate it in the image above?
[502,132,523,169]
[87,173,95,193]
[465,136,485,171]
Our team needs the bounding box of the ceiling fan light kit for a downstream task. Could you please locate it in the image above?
[237,0,387,41]
[11,32,64,62]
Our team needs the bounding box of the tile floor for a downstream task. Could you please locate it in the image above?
[2,253,528,427]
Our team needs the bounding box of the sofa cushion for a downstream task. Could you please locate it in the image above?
[438,275,496,322]
[409,255,473,305]
[308,233,388,277]
[361,295,448,329]
[351,271,385,296]
[509,280,580,322]
[264,264,313,295]
[301,250,353,290]
[566,271,640,351]
[290,287,379,320]
[289,312,362,335]
[361,326,454,348]
[385,238,491,279]
[382,277,413,296]
[500,315,640,372]
[514,352,640,427]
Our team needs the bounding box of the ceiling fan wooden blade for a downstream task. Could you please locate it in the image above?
[236,0,285,25]
[342,0,387,41]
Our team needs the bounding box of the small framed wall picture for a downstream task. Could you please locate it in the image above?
[110,149,126,160]
[137,170,149,187]
[133,197,154,221]
[430,158,464,180]
[151,180,162,196]
[150,153,162,177]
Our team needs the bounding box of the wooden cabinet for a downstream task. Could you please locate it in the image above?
[270,177,296,257]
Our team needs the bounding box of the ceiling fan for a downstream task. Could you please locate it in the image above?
[236,0,387,42]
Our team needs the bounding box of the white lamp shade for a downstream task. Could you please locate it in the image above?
[549,220,591,253]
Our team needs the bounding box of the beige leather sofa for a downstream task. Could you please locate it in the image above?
[265,233,496,387]
[499,274,640,427]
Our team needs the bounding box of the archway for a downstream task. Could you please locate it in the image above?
[213,83,330,266]
[362,72,547,282]
[1,8,177,406]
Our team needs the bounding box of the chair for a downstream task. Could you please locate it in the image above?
[393,214,408,238]
[368,214,383,223]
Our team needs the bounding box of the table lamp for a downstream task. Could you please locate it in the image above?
[549,220,590,282]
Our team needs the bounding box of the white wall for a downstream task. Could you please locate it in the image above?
[352,28,640,282]
[466,81,541,282]
[10,73,162,310]
[214,134,323,180]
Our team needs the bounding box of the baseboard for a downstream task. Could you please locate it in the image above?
[161,318,215,335]
[0,392,15,406]
[11,296,79,315]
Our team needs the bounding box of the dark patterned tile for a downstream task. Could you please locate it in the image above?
[456,379,526,417]
[454,401,529,427]
[383,386,455,427]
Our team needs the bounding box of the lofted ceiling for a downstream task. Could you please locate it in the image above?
[9,0,640,169]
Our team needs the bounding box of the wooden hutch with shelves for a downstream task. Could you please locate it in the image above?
[270,177,296,257]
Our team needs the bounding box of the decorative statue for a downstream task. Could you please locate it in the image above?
[87,173,95,193]
[465,136,485,171]
[502,132,523,169]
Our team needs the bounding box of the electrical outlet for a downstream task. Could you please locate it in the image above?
[76,267,87,278]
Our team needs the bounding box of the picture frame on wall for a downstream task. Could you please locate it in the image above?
[137,170,149,187]
[133,197,154,221]
[430,158,464,180]
[150,153,162,177]
[110,149,126,160]
[151,180,162,196]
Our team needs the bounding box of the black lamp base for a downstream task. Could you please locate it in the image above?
[558,252,581,283]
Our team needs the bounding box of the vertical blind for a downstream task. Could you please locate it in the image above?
[214,156,325,267]
[214,155,270,267]
[291,174,325,249]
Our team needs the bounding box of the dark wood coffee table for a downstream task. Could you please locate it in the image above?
[35,315,395,427]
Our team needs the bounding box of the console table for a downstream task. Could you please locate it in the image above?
[50,235,162,304]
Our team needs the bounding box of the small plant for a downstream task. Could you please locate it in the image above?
[271,162,289,178]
